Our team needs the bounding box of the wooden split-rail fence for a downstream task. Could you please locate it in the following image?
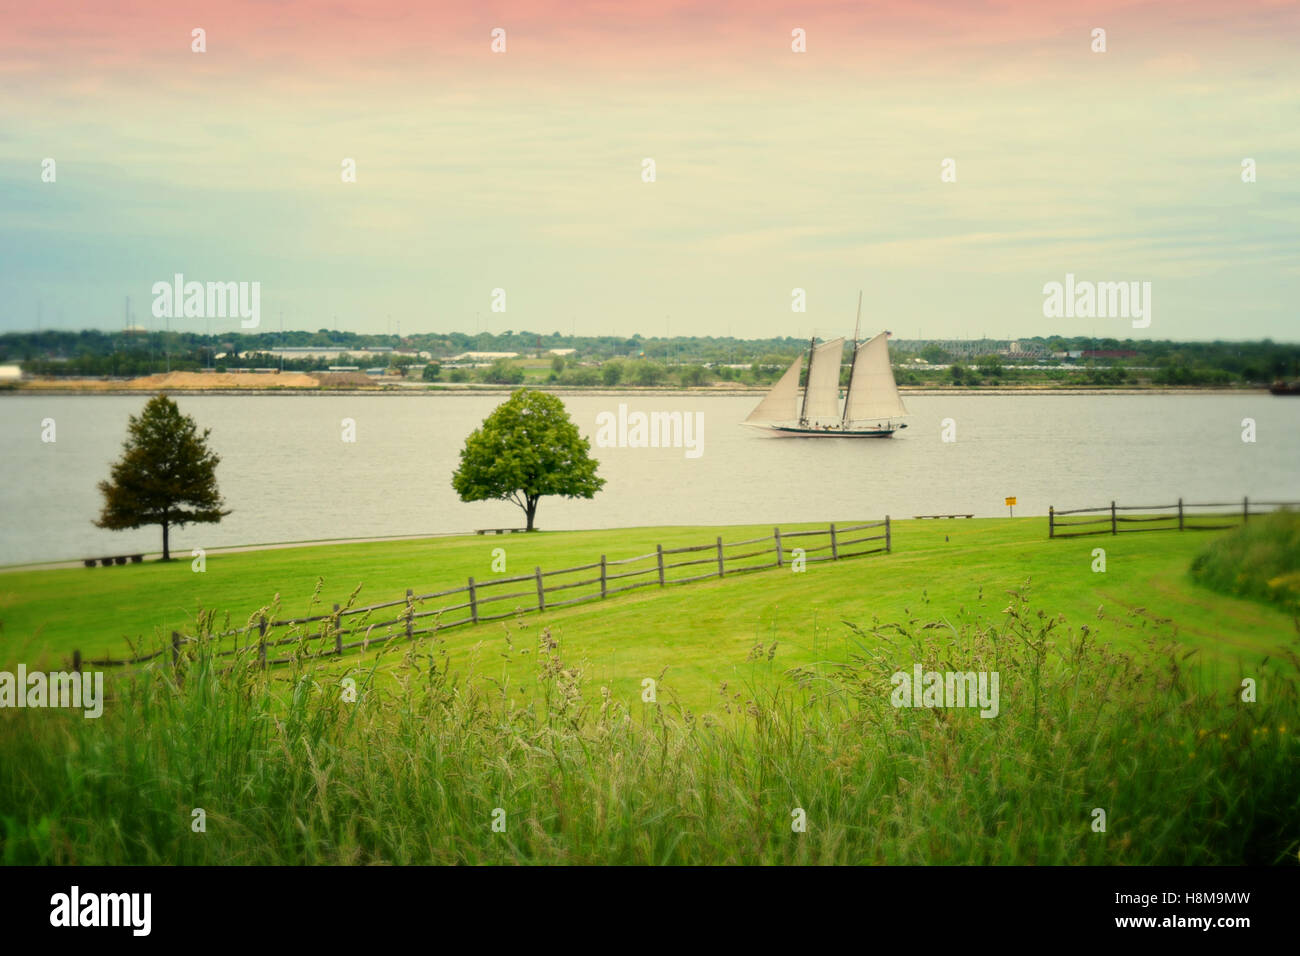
[1049,497,1298,538]
[71,519,891,672]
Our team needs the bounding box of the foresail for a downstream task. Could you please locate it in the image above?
[802,337,845,424]
[843,332,908,422]
[745,355,802,423]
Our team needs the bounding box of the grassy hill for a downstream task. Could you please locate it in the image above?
[2,517,1298,865]
[2,517,1295,710]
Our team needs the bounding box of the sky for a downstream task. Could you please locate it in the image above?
[1,0,1297,342]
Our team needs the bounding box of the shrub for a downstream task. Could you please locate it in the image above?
[480,358,525,385]
[975,354,1003,378]
[600,361,623,386]
[627,361,666,387]
[1190,510,1300,614]
[677,365,711,387]
[560,366,600,387]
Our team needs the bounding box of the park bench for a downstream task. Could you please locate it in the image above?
[84,554,144,567]
[913,514,974,520]
[474,528,534,535]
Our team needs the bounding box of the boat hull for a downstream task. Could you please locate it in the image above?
[742,422,905,438]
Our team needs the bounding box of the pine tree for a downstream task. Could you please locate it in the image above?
[95,394,230,560]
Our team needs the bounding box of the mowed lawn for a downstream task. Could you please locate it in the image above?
[1,518,1292,710]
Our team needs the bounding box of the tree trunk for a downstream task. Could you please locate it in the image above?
[161,519,170,561]
[525,497,538,531]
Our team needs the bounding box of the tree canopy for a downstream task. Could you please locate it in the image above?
[95,394,230,559]
[482,358,525,384]
[451,389,604,530]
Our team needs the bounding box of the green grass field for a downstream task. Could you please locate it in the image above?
[2,517,1295,711]
[2,518,1298,864]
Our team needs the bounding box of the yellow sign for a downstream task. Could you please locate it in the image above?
[1005,497,1017,506]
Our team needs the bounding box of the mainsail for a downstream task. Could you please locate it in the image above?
[842,332,907,423]
[740,304,907,435]
[744,355,802,423]
[801,336,844,424]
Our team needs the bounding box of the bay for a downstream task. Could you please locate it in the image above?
[1,392,1296,566]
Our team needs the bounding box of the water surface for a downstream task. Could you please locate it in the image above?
[1,393,1296,565]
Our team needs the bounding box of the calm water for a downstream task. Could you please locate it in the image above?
[2,393,1297,565]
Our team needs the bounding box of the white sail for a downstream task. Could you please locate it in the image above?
[843,332,907,422]
[802,337,845,424]
[745,355,802,423]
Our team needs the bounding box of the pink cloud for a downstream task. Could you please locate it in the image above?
[1,0,1294,82]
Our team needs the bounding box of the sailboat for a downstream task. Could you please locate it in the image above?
[742,293,909,438]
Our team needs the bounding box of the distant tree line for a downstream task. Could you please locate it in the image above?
[3,329,1297,385]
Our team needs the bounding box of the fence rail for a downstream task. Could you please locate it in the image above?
[1049,497,1297,539]
[75,519,891,671]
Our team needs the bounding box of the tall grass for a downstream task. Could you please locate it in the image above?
[1,584,1296,865]
[1191,509,1300,614]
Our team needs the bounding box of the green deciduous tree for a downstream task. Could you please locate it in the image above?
[600,360,624,386]
[451,389,605,531]
[95,394,230,560]
[678,365,711,387]
[560,366,600,386]
[921,343,951,364]
[628,361,666,387]
[975,354,1004,379]
[388,354,417,377]
[480,358,525,384]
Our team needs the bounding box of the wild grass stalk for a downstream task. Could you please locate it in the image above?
[1,584,1295,865]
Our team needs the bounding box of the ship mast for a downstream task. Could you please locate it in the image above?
[798,334,816,424]
[841,290,862,427]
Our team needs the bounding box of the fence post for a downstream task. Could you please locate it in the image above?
[600,555,607,598]
[1110,501,1117,535]
[1049,506,1054,539]
[1243,496,1249,523]
[72,649,81,674]
[535,566,546,611]
[468,577,478,624]
[258,615,267,668]
[657,544,665,586]
[405,588,414,640]
[716,536,725,577]
[830,523,839,560]
[885,516,891,553]
[171,630,180,667]
[1177,498,1183,532]
[774,527,783,567]
[333,603,342,655]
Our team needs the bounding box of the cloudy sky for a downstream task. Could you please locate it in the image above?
[2,0,1296,341]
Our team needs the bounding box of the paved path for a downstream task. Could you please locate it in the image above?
[0,530,471,574]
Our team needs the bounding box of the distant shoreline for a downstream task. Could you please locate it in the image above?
[2,383,1272,397]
